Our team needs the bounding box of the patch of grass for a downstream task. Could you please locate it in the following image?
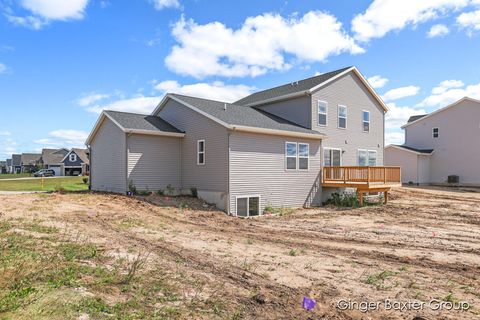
[289,249,298,256]
[0,173,31,179]
[59,243,97,261]
[22,222,58,234]
[366,270,398,289]
[0,177,88,192]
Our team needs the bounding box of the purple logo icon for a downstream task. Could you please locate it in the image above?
[303,296,317,311]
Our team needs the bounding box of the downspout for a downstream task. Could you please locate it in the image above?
[227,131,231,215]
[87,145,92,191]
[125,133,129,194]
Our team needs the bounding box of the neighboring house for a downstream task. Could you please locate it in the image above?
[6,159,12,174]
[385,97,480,186]
[0,161,6,174]
[87,66,390,215]
[61,148,89,176]
[41,148,69,176]
[12,154,22,174]
[20,153,42,173]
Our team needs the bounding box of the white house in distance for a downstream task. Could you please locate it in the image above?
[385,97,480,186]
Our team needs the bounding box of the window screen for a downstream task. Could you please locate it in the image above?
[237,198,248,217]
[338,105,347,129]
[318,101,327,126]
[286,142,297,170]
[358,150,367,166]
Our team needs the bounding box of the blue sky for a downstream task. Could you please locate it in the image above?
[1,0,480,160]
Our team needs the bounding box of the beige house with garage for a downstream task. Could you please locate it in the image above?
[386,97,480,186]
[86,66,399,215]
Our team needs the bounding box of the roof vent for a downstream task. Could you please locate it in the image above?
[291,81,299,86]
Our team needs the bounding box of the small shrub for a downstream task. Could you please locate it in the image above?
[289,249,297,256]
[263,204,274,214]
[137,190,151,196]
[166,184,175,196]
[326,192,360,208]
[156,189,164,196]
[82,177,89,184]
[128,180,137,195]
[190,187,198,198]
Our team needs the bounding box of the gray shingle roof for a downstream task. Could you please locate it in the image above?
[393,145,434,154]
[407,115,427,123]
[171,94,322,136]
[71,148,89,164]
[105,110,183,133]
[12,154,21,166]
[21,153,41,166]
[235,67,352,106]
[42,148,69,165]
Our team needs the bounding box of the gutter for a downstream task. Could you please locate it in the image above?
[230,125,326,140]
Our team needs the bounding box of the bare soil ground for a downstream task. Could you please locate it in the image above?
[0,187,479,319]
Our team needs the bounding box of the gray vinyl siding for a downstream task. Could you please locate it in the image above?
[127,134,181,191]
[90,117,127,193]
[255,96,312,128]
[229,131,322,215]
[311,72,385,166]
[385,147,419,184]
[404,99,480,184]
[157,99,229,193]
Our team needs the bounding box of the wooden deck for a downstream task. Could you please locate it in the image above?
[322,166,402,204]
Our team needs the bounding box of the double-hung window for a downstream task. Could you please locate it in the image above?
[318,101,327,126]
[286,142,309,171]
[197,140,205,165]
[368,150,377,166]
[362,111,370,132]
[338,105,347,129]
[358,149,368,166]
[432,127,439,138]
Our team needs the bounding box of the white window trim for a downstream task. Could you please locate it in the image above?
[298,143,309,171]
[285,141,297,171]
[338,105,347,129]
[323,147,342,166]
[69,154,77,162]
[357,149,368,166]
[362,110,370,133]
[368,150,377,166]
[317,100,328,127]
[235,195,261,217]
[197,140,205,165]
[432,127,439,138]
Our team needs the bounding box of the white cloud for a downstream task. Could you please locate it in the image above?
[166,12,363,78]
[5,0,89,29]
[34,129,89,148]
[86,96,161,114]
[77,93,110,107]
[0,131,11,136]
[367,75,389,89]
[150,0,180,10]
[352,0,471,42]
[154,80,254,102]
[457,10,480,31]
[418,80,480,107]
[385,131,405,145]
[427,24,450,37]
[385,102,428,129]
[0,137,19,157]
[382,85,420,102]
[0,63,8,74]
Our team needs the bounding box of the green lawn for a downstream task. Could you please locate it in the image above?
[0,173,32,179]
[0,177,88,192]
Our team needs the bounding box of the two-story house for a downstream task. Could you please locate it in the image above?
[86,66,396,215]
[386,97,480,186]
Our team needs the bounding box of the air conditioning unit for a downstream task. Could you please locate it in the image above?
[448,175,459,184]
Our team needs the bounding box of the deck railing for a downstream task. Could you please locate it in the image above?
[322,166,401,184]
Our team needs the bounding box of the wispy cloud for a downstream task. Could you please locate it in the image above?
[34,129,89,148]
[77,93,110,107]
[149,0,180,10]
[385,102,427,129]
[154,80,254,102]
[427,24,450,37]
[367,75,389,89]
[418,79,480,107]
[382,85,420,102]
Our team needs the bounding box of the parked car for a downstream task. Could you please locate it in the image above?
[33,169,55,177]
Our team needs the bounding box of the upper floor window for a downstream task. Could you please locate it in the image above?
[286,142,309,171]
[432,127,439,138]
[338,105,347,129]
[362,111,370,132]
[317,101,327,126]
[286,142,297,170]
[197,140,205,165]
[69,154,77,162]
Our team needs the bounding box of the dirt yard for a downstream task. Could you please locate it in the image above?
[0,187,479,319]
